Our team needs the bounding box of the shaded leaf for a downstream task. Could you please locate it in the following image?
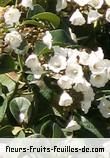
[30,84,54,120]
[79,116,103,138]
[0,125,14,138]
[50,29,74,45]
[0,54,16,74]
[27,4,45,19]
[40,87,52,101]
[52,123,65,138]
[40,120,53,137]
[34,41,48,56]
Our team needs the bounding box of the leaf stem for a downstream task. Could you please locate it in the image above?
[18,54,23,73]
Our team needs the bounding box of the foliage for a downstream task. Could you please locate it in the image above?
[0,0,110,138]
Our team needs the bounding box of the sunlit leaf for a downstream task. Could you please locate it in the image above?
[9,97,31,124]
[32,12,60,28]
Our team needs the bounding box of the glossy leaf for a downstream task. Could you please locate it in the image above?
[50,29,74,45]
[40,120,53,137]
[27,4,45,19]
[79,116,103,138]
[34,41,48,56]
[32,12,60,28]
[0,74,15,92]
[9,97,31,124]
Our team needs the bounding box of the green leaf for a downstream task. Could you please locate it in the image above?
[27,4,45,19]
[9,97,31,124]
[31,84,54,120]
[0,125,14,138]
[40,87,52,101]
[52,123,65,138]
[34,41,48,56]
[50,29,74,45]
[21,20,44,28]
[40,120,53,137]
[0,54,16,74]
[0,0,12,6]
[0,74,15,92]
[79,116,103,138]
[16,130,25,138]
[0,95,7,122]
[32,12,60,28]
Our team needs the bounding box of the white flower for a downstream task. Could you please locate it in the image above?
[90,59,109,74]
[42,31,53,49]
[88,0,104,9]
[73,77,91,92]
[87,10,102,24]
[25,54,43,79]
[32,66,43,79]
[74,0,89,6]
[69,27,77,43]
[4,7,21,26]
[73,78,95,113]
[88,47,104,67]
[57,75,73,89]
[105,0,110,6]
[67,48,80,59]
[69,9,86,26]
[66,63,83,82]
[53,46,68,57]
[74,78,95,100]
[98,97,110,118]
[78,50,90,65]
[4,30,22,50]
[21,0,33,10]
[56,0,67,12]
[83,86,95,102]
[59,91,73,106]
[66,119,81,132]
[106,8,110,22]
[25,54,40,68]
[81,101,92,114]
[90,72,108,88]
[81,88,95,114]
[107,67,110,80]
[48,55,67,73]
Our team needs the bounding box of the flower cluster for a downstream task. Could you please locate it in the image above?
[3,0,33,50]
[26,34,110,116]
[56,0,110,25]
[2,0,110,120]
